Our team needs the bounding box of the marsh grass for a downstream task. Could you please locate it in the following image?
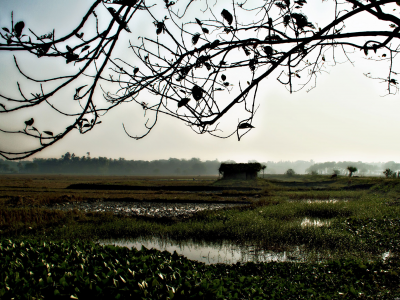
[1,174,399,263]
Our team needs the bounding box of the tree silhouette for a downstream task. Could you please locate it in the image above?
[347,166,358,177]
[1,0,400,159]
[261,165,267,178]
[383,168,393,178]
[285,168,296,176]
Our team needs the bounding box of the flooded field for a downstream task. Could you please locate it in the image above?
[47,200,249,218]
[100,237,393,265]
[100,237,310,264]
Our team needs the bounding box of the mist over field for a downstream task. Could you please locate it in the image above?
[1,153,398,176]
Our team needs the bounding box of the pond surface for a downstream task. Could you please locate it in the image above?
[101,237,392,265]
[49,201,247,218]
[100,237,309,264]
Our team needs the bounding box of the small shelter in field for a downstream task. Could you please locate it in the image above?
[218,163,262,180]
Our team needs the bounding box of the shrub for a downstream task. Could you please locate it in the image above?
[383,168,394,178]
[285,169,296,176]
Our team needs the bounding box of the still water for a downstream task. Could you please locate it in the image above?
[100,237,310,264]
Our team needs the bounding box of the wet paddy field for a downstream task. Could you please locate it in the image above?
[48,200,249,218]
[1,174,400,298]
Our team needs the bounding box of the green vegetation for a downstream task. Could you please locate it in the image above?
[1,239,399,299]
[1,174,400,298]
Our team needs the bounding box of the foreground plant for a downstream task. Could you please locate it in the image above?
[0,239,399,299]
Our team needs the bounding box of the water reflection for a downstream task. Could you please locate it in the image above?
[50,201,246,218]
[100,237,308,264]
[301,217,331,227]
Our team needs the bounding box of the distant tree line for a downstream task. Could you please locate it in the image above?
[306,161,387,176]
[1,154,399,177]
[263,160,314,175]
[0,153,221,176]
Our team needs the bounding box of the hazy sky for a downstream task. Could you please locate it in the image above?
[1,0,400,163]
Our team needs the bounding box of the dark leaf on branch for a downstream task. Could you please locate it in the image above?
[66,52,79,64]
[156,21,164,35]
[249,58,257,71]
[83,124,91,128]
[364,47,368,56]
[268,18,273,28]
[390,79,398,84]
[81,45,90,53]
[180,89,186,94]
[202,27,209,34]
[284,0,290,8]
[192,33,200,45]
[2,27,10,33]
[382,54,387,57]
[195,18,202,26]
[238,123,254,129]
[211,39,220,48]
[66,45,73,53]
[43,131,53,136]
[133,67,139,74]
[195,55,210,67]
[291,13,314,30]
[284,15,291,26]
[221,74,226,81]
[294,0,307,6]
[221,9,233,25]
[275,2,286,9]
[24,118,34,126]
[224,82,229,86]
[263,46,273,58]
[14,21,24,38]
[75,32,84,38]
[177,97,190,108]
[204,62,211,70]
[36,44,51,57]
[192,85,203,101]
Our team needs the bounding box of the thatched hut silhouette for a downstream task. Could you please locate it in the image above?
[218,163,262,180]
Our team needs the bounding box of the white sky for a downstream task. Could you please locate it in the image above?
[1,0,400,163]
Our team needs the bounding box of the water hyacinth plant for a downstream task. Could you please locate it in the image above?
[0,239,399,299]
